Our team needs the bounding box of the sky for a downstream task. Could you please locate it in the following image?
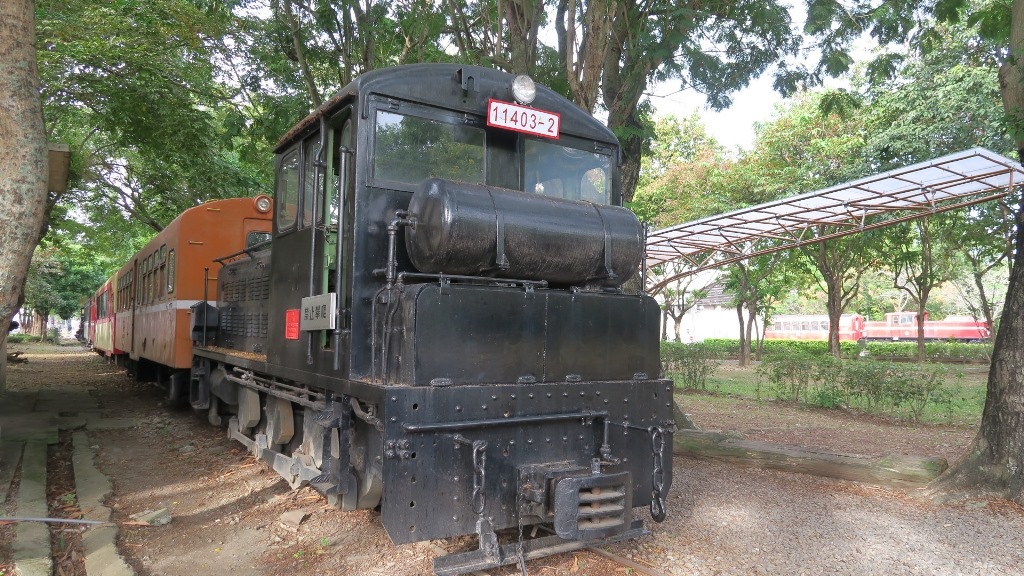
[650,74,784,153]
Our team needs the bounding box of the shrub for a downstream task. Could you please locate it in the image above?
[697,338,739,358]
[697,338,861,359]
[756,351,959,421]
[863,341,992,362]
[6,333,42,344]
[662,342,721,391]
[756,353,816,403]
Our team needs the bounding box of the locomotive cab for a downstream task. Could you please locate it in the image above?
[192,64,673,575]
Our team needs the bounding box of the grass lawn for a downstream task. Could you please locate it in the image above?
[668,360,989,426]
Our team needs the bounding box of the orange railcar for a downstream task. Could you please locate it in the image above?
[90,196,272,380]
[90,277,118,355]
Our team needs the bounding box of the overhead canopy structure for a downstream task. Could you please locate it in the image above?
[644,148,1024,291]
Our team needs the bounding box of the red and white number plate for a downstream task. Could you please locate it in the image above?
[487,99,560,139]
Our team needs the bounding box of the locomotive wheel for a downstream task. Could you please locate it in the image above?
[166,372,188,409]
[266,397,295,446]
[237,388,261,433]
[208,396,222,427]
[301,407,326,468]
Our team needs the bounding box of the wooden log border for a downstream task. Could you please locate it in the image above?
[672,429,949,488]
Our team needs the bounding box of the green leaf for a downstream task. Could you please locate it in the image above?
[932,0,968,23]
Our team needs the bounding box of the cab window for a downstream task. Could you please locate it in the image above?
[302,137,322,228]
[276,149,300,231]
[373,110,485,186]
[247,231,272,248]
[525,139,611,204]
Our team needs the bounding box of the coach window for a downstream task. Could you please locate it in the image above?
[147,255,155,303]
[142,257,149,304]
[277,149,299,231]
[143,259,150,303]
[158,245,167,298]
[167,250,176,293]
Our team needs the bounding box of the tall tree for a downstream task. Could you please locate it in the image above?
[811,0,1024,503]
[604,0,800,202]
[37,0,269,238]
[930,0,1024,504]
[732,93,879,356]
[864,21,1014,339]
[632,113,730,228]
[886,217,963,360]
[0,0,48,392]
[22,243,110,337]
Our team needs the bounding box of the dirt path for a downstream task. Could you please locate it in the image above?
[2,344,1022,576]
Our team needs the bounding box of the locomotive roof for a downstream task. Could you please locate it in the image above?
[275,63,618,153]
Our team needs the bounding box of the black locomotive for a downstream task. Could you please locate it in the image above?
[188,64,673,575]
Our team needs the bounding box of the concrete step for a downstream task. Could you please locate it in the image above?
[3,388,137,576]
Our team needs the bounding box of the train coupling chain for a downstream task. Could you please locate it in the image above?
[649,426,668,522]
[452,434,488,516]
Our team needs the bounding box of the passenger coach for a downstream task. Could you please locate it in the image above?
[90,196,273,397]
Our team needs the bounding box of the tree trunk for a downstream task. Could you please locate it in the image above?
[0,0,49,394]
[31,311,47,339]
[503,0,544,75]
[744,301,758,362]
[825,277,842,358]
[282,0,322,107]
[735,305,748,366]
[929,212,1024,503]
[916,306,927,362]
[1000,0,1024,162]
[930,0,1024,501]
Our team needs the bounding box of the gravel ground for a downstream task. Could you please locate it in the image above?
[618,458,1024,576]
[4,344,1023,576]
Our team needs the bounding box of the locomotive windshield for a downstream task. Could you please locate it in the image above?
[373,110,486,185]
[524,138,610,204]
[372,107,614,204]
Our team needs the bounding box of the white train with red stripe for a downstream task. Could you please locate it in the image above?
[765,312,990,342]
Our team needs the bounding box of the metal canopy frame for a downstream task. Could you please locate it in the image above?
[644,148,1024,290]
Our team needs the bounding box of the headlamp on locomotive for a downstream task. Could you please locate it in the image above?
[189,65,674,575]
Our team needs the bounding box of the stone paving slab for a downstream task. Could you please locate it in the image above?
[12,439,51,576]
[0,440,24,504]
[73,430,134,576]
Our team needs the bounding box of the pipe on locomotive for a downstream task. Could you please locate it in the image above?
[332,145,352,371]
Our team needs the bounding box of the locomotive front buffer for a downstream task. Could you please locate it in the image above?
[379,381,674,576]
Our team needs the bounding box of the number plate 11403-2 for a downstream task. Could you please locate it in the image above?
[487,99,560,139]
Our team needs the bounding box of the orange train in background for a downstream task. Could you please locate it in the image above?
[87,196,273,393]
